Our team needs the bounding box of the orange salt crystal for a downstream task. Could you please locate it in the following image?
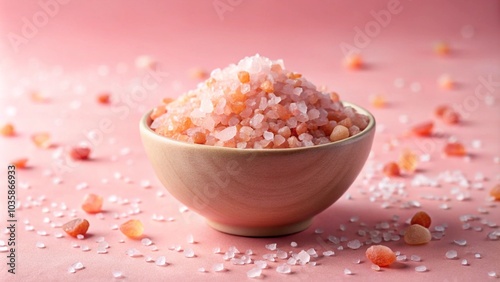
[286,72,302,79]
[330,125,349,142]
[410,121,434,137]
[438,74,454,90]
[404,224,431,245]
[382,162,400,177]
[230,101,246,114]
[69,146,91,160]
[260,80,274,93]
[490,184,500,201]
[11,158,28,169]
[338,118,352,128]
[365,245,396,267]
[410,211,432,228]
[150,106,166,120]
[189,67,209,80]
[62,218,90,238]
[370,94,386,108]
[1,123,15,137]
[97,93,110,104]
[120,219,144,239]
[434,41,450,56]
[192,132,206,144]
[398,149,418,173]
[31,132,51,149]
[238,71,250,83]
[343,53,363,69]
[296,123,308,135]
[329,92,340,102]
[82,193,103,214]
[444,142,466,157]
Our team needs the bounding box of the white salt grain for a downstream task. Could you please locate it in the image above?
[187,234,195,244]
[126,248,142,257]
[488,271,498,278]
[247,267,262,278]
[322,251,335,257]
[454,239,467,246]
[73,262,84,270]
[141,238,153,246]
[184,248,195,258]
[347,239,362,249]
[461,259,469,266]
[371,264,381,271]
[213,263,225,272]
[410,255,421,262]
[290,241,298,247]
[445,250,458,259]
[415,265,427,272]
[344,268,353,275]
[276,264,291,274]
[198,267,206,273]
[68,267,76,274]
[112,270,123,278]
[254,260,267,269]
[296,250,311,265]
[155,256,167,266]
[265,243,277,251]
[36,242,45,249]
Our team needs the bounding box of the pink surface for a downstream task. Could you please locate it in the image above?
[1,0,499,281]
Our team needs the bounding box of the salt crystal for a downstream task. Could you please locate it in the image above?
[276,264,291,274]
[314,228,324,234]
[68,267,76,274]
[410,255,421,262]
[126,248,142,257]
[36,242,45,249]
[141,238,153,246]
[323,251,335,257]
[461,259,469,266]
[397,255,407,261]
[213,247,221,254]
[184,248,195,258]
[415,265,427,272]
[290,241,298,247]
[296,250,310,265]
[488,271,498,278]
[155,256,167,266]
[344,268,353,275]
[277,249,288,259]
[112,270,123,278]
[255,260,267,269]
[187,234,195,244]
[213,263,225,272]
[445,250,458,259]
[247,267,262,278]
[371,264,381,271]
[76,234,84,240]
[475,253,482,259]
[347,240,362,249]
[198,267,206,273]
[453,239,467,246]
[265,243,277,251]
[73,262,84,270]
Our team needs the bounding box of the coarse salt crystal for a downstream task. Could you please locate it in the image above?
[155,256,167,266]
[247,267,262,278]
[213,263,225,272]
[415,265,427,272]
[344,268,353,275]
[184,248,195,258]
[445,250,458,259]
[276,264,291,274]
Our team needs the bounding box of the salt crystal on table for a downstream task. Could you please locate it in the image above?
[68,267,76,274]
[155,256,167,266]
[277,249,288,259]
[126,248,142,257]
[247,267,262,278]
[245,249,253,255]
[36,242,45,249]
[461,259,469,266]
[445,250,458,259]
[112,271,123,278]
[198,267,206,273]
[184,248,195,258]
[344,268,353,275]
[296,250,310,265]
[213,263,225,272]
[323,251,335,257]
[415,265,427,272]
[276,264,291,274]
[410,255,421,262]
[347,239,362,249]
[488,271,498,278]
[371,264,381,271]
[73,262,84,270]
[141,238,153,246]
[81,245,90,252]
[290,241,298,247]
[254,260,267,269]
[454,239,467,246]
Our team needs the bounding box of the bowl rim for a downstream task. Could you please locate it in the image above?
[140,101,376,153]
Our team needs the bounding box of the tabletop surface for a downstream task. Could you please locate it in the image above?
[0,1,499,281]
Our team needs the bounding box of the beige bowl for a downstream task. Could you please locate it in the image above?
[139,102,375,237]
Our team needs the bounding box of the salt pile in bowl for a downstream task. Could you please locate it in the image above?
[150,54,369,149]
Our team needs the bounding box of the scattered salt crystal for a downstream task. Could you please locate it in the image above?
[254,260,267,269]
[141,238,153,246]
[371,264,381,271]
[445,250,458,259]
[112,270,123,278]
[344,268,353,275]
[245,249,253,255]
[277,249,288,259]
[323,250,335,257]
[265,243,277,251]
[76,234,84,240]
[198,267,206,273]
[397,255,407,261]
[297,250,310,265]
[68,267,76,274]
[213,263,225,272]
[415,265,427,272]
[81,245,90,252]
[213,247,221,254]
[353,258,361,264]
[347,239,362,249]
[247,267,262,278]
[36,242,45,249]
[187,234,195,244]
[276,264,291,274]
[184,248,195,258]
[73,262,84,270]
[461,259,469,266]
[179,206,189,213]
[314,228,323,234]
[454,239,467,246]
[155,256,167,266]
[410,255,421,262]
[126,248,142,257]
[228,246,240,253]
[37,230,48,236]
[475,253,482,259]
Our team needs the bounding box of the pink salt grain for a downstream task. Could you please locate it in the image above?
[150,55,368,148]
[365,245,396,267]
[404,224,432,245]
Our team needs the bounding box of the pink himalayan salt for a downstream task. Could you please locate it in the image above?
[151,54,369,148]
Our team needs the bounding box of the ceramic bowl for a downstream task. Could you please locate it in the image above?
[139,102,375,236]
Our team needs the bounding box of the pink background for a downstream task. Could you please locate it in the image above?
[1,0,499,281]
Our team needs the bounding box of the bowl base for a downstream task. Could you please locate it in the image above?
[206,218,312,237]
